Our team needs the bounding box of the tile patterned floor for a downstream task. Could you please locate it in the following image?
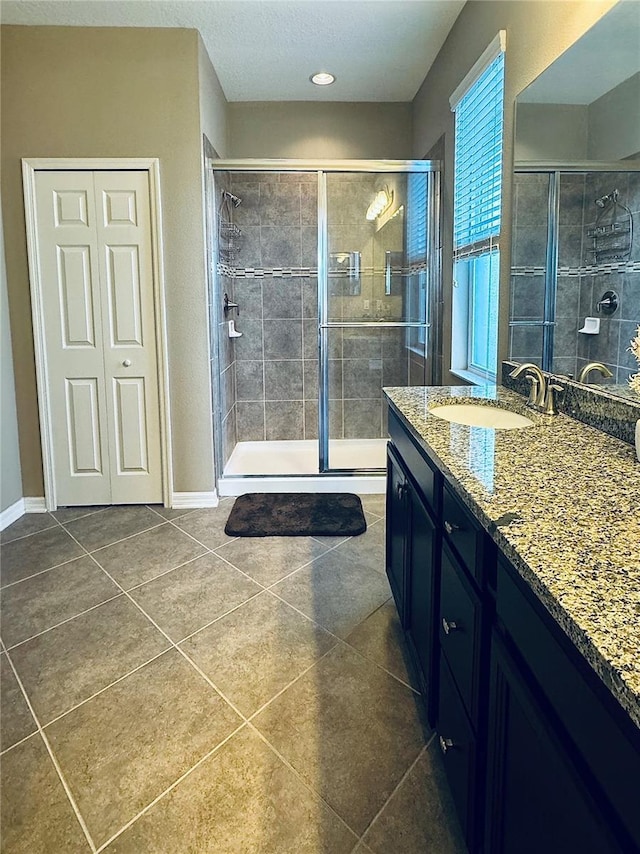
[0,497,466,853]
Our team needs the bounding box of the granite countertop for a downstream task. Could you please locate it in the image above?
[384,384,640,728]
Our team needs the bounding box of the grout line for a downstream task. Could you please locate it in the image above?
[4,591,126,652]
[119,551,211,594]
[0,553,91,591]
[244,639,339,724]
[172,588,265,647]
[0,518,58,545]
[357,740,433,845]
[340,636,422,696]
[144,504,198,522]
[41,647,172,730]
[0,728,39,757]
[46,515,365,845]
[248,722,361,844]
[1,638,97,853]
[93,721,248,853]
[79,519,168,557]
[196,544,270,590]
[55,520,252,725]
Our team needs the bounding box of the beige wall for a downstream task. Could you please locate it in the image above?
[0,201,23,513]
[588,72,640,161]
[411,0,617,384]
[515,104,588,162]
[229,102,412,158]
[1,25,220,498]
[198,35,229,159]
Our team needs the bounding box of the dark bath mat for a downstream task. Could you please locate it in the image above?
[224,493,367,537]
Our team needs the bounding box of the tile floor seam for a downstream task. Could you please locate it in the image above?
[199,546,269,589]
[172,588,266,646]
[0,638,97,853]
[263,585,348,644]
[39,646,174,730]
[79,548,252,725]
[3,590,126,652]
[0,554,88,591]
[251,534,361,591]
[247,721,362,844]
[0,517,58,545]
[357,736,436,846]
[164,516,246,555]
[144,504,198,522]
[244,638,341,724]
[194,540,272,590]
[48,519,253,722]
[340,635,421,696]
[0,727,39,757]
[114,550,212,594]
[76,519,169,555]
[92,720,249,853]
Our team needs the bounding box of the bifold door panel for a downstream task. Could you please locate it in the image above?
[33,170,162,505]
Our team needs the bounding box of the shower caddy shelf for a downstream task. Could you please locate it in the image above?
[587,189,633,263]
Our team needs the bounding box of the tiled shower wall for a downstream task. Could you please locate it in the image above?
[215,172,416,453]
[510,171,640,382]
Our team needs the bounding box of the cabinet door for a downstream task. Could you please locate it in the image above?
[407,485,438,722]
[386,444,409,626]
[485,634,621,854]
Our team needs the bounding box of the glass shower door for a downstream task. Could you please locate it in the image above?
[319,168,437,471]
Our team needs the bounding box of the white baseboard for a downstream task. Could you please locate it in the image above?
[171,491,219,509]
[24,497,48,513]
[0,498,25,531]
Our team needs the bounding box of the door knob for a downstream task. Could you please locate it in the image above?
[122,359,132,367]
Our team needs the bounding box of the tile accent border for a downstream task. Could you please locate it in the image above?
[171,491,220,509]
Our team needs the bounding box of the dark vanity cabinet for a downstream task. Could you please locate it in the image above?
[386,414,440,724]
[385,407,640,854]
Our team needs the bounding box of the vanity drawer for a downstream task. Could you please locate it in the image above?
[442,483,483,585]
[440,543,483,723]
[496,556,640,850]
[437,652,477,848]
[388,408,439,516]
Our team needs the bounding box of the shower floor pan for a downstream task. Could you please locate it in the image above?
[219,439,387,496]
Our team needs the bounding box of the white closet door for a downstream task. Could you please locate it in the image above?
[33,170,162,505]
[93,171,162,504]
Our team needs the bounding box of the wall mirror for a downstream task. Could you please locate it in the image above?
[509,0,640,401]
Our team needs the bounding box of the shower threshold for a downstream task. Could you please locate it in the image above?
[219,439,387,496]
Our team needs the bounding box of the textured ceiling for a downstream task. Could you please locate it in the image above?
[0,0,466,102]
[519,0,640,105]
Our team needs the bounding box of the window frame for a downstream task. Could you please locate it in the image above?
[450,32,506,385]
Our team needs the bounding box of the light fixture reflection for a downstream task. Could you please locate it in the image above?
[310,72,335,86]
[366,187,393,221]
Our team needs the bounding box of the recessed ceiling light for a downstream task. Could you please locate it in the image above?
[310,72,335,86]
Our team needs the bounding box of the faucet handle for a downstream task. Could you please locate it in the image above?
[544,382,563,416]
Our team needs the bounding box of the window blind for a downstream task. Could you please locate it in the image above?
[453,51,505,251]
[406,172,429,262]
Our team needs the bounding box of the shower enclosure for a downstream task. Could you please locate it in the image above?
[205,161,440,493]
[509,164,640,380]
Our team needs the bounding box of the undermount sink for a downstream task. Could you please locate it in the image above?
[430,403,534,430]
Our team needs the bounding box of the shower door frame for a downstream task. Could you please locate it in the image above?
[208,159,441,480]
[512,161,640,372]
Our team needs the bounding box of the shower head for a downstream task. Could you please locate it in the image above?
[594,189,618,208]
[222,190,242,207]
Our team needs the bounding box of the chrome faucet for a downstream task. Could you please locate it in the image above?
[509,362,563,415]
[577,362,614,384]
